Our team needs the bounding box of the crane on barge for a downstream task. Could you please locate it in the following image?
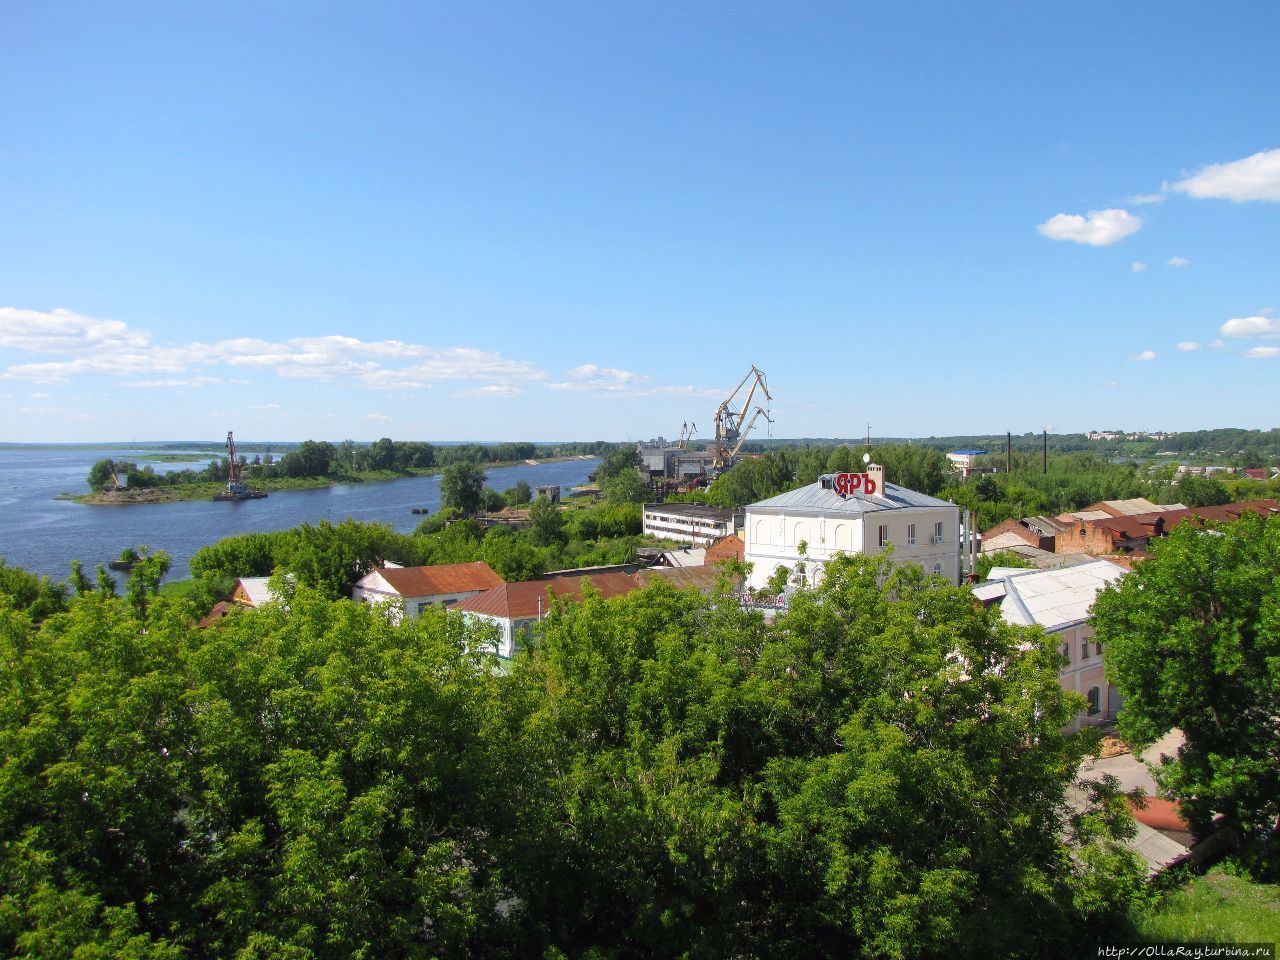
[213,431,267,501]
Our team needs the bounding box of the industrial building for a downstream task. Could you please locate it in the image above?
[742,465,967,591]
[642,502,737,546]
[637,438,719,480]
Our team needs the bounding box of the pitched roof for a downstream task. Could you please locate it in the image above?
[705,534,745,565]
[1086,499,1280,543]
[454,571,640,620]
[747,477,955,516]
[634,566,731,592]
[235,575,294,607]
[371,561,503,598]
[996,559,1127,631]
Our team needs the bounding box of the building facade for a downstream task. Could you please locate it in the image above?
[979,559,1127,732]
[742,468,964,591]
[642,502,737,546]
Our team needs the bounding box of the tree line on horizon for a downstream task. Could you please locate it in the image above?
[85,438,622,491]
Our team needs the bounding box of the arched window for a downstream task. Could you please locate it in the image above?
[1086,687,1101,716]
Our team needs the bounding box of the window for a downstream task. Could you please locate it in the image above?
[1081,641,1090,660]
[878,524,889,547]
[907,523,917,545]
[931,520,944,544]
[932,562,943,575]
[1086,687,1101,716]
[1095,641,1104,657]
[1060,642,1070,660]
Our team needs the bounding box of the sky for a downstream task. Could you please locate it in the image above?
[1,2,1278,443]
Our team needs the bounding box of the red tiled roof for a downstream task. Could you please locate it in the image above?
[375,562,503,598]
[454,572,639,620]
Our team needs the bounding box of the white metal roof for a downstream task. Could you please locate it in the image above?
[996,560,1126,631]
[747,478,956,517]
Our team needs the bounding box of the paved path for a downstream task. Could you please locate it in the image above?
[1078,728,1185,796]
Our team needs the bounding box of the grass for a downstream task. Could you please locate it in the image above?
[1126,869,1280,944]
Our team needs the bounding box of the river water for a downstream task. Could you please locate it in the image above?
[0,446,599,582]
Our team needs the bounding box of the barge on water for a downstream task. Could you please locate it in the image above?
[213,430,268,502]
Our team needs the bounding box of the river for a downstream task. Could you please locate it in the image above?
[0,446,599,582]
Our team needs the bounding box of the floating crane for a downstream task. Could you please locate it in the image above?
[213,430,267,501]
[711,365,773,469]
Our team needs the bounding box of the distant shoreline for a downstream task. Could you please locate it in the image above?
[73,455,594,506]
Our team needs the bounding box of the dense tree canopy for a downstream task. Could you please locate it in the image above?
[0,550,1141,958]
[1093,511,1280,843]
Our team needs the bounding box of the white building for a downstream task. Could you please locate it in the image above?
[742,467,965,591]
[974,559,1127,732]
[642,502,736,546]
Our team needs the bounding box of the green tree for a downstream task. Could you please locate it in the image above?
[366,436,397,471]
[504,480,532,506]
[0,560,68,621]
[482,529,547,581]
[1169,473,1231,507]
[86,458,121,491]
[507,557,1140,957]
[528,495,567,547]
[1093,510,1280,844]
[596,446,641,482]
[124,547,171,618]
[279,439,336,478]
[440,461,486,515]
[600,468,648,504]
[68,559,93,596]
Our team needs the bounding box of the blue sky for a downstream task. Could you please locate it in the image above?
[2,2,1277,443]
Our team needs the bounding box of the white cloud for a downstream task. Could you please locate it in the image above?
[1130,194,1165,205]
[30,391,48,398]
[566,363,645,384]
[0,306,547,390]
[1131,261,1148,272]
[1169,148,1280,202]
[0,306,150,354]
[1209,339,1225,349]
[455,384,522,398]
[1132,350,1157,362]
[1037,208,1143,246]
[360,413,393,421]
[1166,256,1190,268]
[547,365,721,401]
[1245,346,1280,359]
[248,403,281,410]
[1221,315,1280,339]
[1176,341,1202,352]
[122,376,222,388]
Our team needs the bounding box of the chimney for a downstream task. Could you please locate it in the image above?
[866,462,886,497]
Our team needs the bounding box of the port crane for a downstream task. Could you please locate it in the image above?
[678,421,699,448]
[711,365,773,469]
